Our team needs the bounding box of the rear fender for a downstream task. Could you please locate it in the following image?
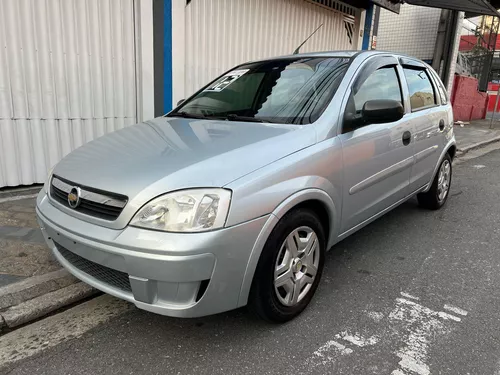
[423,138,456,193]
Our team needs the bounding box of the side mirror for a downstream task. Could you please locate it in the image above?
[362,99,404,125]
[177,99,185,106]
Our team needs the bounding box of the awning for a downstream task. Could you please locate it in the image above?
[342,0,401,14]
[371,0,401,13]
[405,0,500,17]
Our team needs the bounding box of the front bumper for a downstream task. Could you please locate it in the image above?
[36,192,269,318]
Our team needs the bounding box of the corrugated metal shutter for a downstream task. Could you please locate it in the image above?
[0,0,137,187]
[185,0,358,96]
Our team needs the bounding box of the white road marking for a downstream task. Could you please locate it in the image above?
[472,164,486,169]
[367,311,384,322]
[314,340,353,358]
[396,352,430,375]
[389,298,465,375]
[306,297,468,373]
[0,295,132,369]
[444,304,468,316]
[0,193,39,204]
[437,311,461,322]
[401,292,420,301]
[336,331,379,347]
[308,340,354,367]
[391,369,406,375]
[307,331,379,370]
[396,298,461,322]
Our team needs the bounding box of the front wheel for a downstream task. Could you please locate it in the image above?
[417,154,452,210]
[249,209,325,323]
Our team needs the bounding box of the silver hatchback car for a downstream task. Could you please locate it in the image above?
[37,51,455,322]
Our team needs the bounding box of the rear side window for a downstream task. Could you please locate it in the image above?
[403,68,436,111]
[429,69,449,105]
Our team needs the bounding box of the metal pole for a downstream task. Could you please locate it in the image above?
[490,16,500,129]
[432,9,449,74]
[491,82,500,129]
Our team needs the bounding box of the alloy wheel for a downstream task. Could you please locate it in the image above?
[273,226,320,307]
[437,160,451,202]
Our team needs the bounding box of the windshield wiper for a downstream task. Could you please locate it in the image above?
[224,114,269,123]
[167,111,269,123]
[166,111,208,120]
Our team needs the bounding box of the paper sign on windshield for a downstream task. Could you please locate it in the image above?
[205,69,249,92]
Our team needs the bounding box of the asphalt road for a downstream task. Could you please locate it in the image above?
[5,149,500,375]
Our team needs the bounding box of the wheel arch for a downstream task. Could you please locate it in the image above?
[423,139,456,193]
[447,144,457,160]
[237,189,338,307]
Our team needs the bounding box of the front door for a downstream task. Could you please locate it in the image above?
[339,60,414,234]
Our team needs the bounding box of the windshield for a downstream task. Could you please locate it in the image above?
[170,57,350,124]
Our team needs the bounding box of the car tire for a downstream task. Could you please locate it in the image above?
[249,208,326,323]
[417,153,452,210]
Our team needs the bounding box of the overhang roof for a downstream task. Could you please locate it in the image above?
[405,0,500,17]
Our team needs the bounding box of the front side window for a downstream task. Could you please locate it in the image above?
[352,67,402,111]
[403,68,436,110]
[170,57,350,124]
[343,66,402,132]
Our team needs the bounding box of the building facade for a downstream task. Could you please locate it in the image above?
[377,4,442,62]
[375,3,465,94]
[0,0,371,188]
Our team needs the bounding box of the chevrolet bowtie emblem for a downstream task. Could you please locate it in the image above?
[68,187,81,208]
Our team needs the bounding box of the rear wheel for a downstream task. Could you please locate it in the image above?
[249,209,325,323]
[417,154,452,210]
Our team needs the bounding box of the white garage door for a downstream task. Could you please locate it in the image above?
[184,0,359,96]
[0,0,137,187]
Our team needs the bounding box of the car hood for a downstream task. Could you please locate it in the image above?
[53,117,316,227]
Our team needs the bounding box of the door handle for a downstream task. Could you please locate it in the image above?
[402,131,412,146]
[439,120,445,131]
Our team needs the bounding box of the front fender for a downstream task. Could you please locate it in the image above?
[236,188,339,308]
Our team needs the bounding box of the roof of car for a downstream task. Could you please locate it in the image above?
[248,50,423,64]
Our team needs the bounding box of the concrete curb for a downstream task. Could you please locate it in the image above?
[457,135,500,156]
[0,269,77,310]
[0,186,42,200]
[0,282,98,329]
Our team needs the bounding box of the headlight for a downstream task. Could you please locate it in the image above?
[130,189,232,232]
[44,167,54,193]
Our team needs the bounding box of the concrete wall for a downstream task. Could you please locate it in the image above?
[451,75,488,121]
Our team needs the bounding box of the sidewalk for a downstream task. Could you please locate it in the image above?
[0,190,97,332]
[454,119,500,154]
[0,190,56,288]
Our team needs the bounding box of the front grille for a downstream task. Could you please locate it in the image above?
[50,176,127,221]
[55,243,132,293]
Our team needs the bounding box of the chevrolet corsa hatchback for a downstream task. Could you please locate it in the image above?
[37,51,456,322]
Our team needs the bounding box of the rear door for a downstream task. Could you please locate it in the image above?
[339,56,414,234]
[400,60,447,192]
